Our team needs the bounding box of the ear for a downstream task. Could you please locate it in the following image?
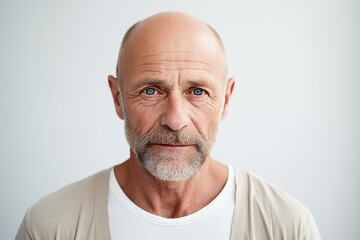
[108,75,125,120]
[221,77,235,120]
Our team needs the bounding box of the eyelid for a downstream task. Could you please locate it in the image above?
[188,87,208,96]
[140,86,162,95]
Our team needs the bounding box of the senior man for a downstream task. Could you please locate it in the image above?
[16,12,321,240]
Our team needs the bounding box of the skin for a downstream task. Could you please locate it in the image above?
[108,12,235,218]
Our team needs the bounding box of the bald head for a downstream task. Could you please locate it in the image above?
[116,12,227,81]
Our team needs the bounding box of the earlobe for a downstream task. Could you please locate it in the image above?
[108,75,125,120]
[221,77,235,120]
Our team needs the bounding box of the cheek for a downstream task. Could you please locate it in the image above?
[188,102,222,139]
[126,105,161,135]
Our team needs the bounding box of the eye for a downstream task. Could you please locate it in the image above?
[144,88,156,95]
[192,88,205,96]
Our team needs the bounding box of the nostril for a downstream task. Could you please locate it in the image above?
[160,108,189,131]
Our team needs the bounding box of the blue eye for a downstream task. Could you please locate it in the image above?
[145,88,156,95]
[193,88,204,96]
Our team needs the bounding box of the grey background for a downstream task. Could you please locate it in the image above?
[1,0,359,239]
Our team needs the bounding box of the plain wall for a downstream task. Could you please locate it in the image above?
[1,0,359,239]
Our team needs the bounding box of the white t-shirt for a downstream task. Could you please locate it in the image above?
[108,165,235,240]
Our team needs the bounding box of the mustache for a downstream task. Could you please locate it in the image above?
[141,128,205,146]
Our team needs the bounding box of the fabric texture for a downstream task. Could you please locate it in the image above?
[108,166,235,239]
[16,168,321,240]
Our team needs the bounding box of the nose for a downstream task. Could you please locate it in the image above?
[160,94,190,131]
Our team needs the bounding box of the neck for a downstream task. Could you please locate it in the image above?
[114,153,228,218]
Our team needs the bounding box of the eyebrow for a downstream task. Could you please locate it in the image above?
[185,79,216,89]
[132,79,168,89]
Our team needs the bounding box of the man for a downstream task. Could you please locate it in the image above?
[16,12,321,239]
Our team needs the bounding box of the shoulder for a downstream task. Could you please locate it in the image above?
[234,170,307,213]
[233,170,321,239]
[18,169,111,239]
[28,168,110,214]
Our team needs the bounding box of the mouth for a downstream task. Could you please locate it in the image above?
[150,143,194,149]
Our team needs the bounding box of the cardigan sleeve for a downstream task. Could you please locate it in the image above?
[15,217,33,240]
[15,169,111,240]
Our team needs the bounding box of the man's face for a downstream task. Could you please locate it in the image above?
[111,17,233,181]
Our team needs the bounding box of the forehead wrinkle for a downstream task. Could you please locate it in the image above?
[136,61,211,67]
[137,48,219,63]
[139,60,211,66]
[127,48,225,80]
[138,63,210,69]
[133,62,213,76]
[139,68,210,75]
[137,46,220,56]
[128,73,218,91]
[135,67,217,84]
[137,57,213,68]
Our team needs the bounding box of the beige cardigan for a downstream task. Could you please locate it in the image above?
[16,169,321,240]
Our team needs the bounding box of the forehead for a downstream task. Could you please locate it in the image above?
[138,44,219,67]
[127,49,223,88]
[122,43,226,86]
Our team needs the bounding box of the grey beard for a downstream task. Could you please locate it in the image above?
[125,122,215,181]
[140,147,205,181]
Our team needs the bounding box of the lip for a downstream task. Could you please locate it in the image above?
[151,144,194,148]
